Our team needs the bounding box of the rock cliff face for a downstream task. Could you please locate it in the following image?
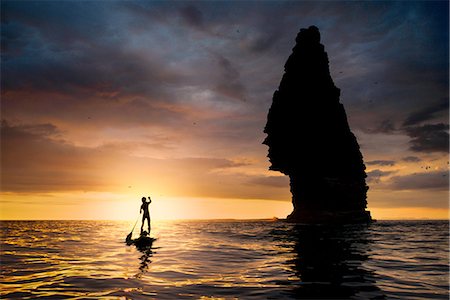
[263,26,371,223]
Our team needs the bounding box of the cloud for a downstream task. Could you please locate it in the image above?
[366,169,397,183]
[402,156,422,162]
[371,119,397,134]
[8,121,61,138]
[2,39,182,99]
[366,160,396,166]
[246,32,280,54]
[1,120,114,192]
[213,54,247,101]
[239,24,283,54]
[403,97,449,126]
[248,175,289,188]
[404,123,449,153]
[325,2,449,139]
[1,1,112,46]
[179,5,204,29]
[388,171,449,190]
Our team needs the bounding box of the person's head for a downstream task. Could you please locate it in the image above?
[141,197,146,202]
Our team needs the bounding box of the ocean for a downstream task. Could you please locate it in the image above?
[1,220,448,299]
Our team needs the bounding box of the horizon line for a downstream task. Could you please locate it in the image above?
[1,218,449,222]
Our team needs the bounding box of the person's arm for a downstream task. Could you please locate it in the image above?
[140,204,143,214]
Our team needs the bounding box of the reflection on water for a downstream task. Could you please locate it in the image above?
[135,241,155,278]
[272,224,385,299]
[1,220,448,299]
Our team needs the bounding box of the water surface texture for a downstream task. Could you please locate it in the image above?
[1,220,448,299]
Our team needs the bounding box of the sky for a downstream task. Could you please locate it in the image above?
[1,1,449,220]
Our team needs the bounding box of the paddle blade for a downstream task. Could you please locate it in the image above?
[126,232,132,243]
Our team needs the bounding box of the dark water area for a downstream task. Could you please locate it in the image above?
[1,220,448,299]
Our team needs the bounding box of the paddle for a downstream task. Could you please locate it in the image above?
[126,212,141,243]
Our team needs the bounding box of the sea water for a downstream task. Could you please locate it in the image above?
[1,220,448,299]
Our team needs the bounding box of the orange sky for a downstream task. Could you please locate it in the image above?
[1,133,448,220]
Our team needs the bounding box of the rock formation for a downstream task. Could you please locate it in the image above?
[263,26,371,223]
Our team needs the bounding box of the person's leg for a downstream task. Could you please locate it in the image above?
[146,217,151,233]
[140,215,145,233]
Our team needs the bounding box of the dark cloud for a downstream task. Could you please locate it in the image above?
[366,169,397,183]
[366,160,396,166]
[402,156,422,162]
[327,2,449,137]
[1,0,193,133]
[1,1,111,46]
[214,54,246,101]
[240,23,283,54]
[179,5,204,29]
[4,121,61,138]
[246,31,280,53]
[403,97,449,126]
[3,1,448,121]
[404,123,449,153]
[1,40,182,98]
[388,171,449,191]
[3,92,190,131]
[370,119,396,134]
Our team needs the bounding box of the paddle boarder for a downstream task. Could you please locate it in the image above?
[140,196,151,234]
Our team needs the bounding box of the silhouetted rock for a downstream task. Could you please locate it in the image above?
[263,26,371,223]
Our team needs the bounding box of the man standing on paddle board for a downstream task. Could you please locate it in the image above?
[140,196,151,234]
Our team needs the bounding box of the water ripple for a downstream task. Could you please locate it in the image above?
[1,220,448,299]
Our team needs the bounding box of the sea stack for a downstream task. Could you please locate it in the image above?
[263,26,371,223]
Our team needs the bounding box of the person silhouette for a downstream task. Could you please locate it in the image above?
[140,196,151,234]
